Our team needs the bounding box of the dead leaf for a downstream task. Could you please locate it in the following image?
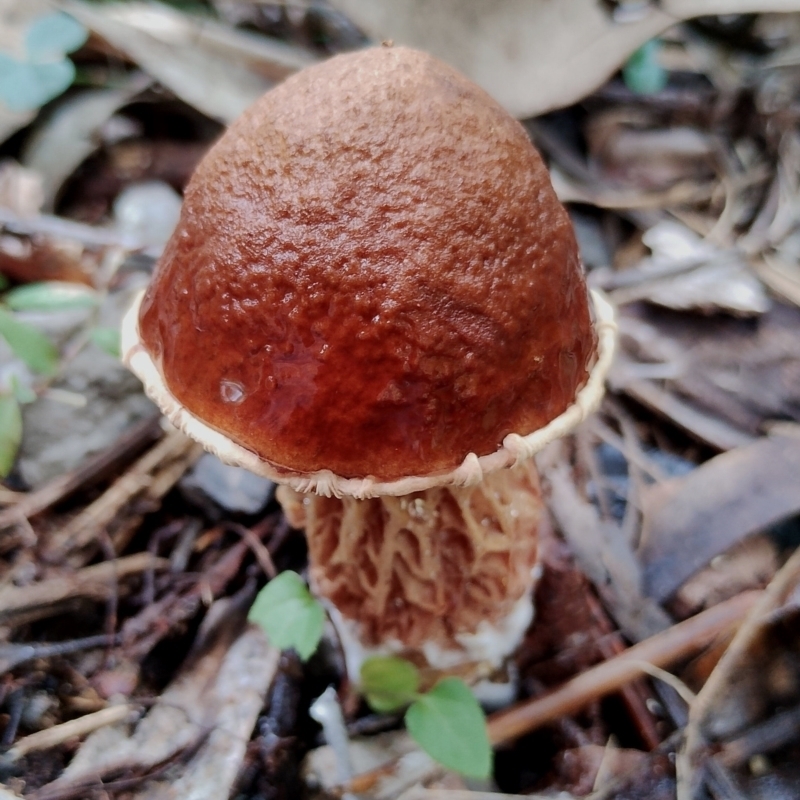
[538,442,672,642]
[586,113,716,191]
[53,616,279,794]
[21,77,151,209]
[754,255,800,308]
[639,427,800,602]
[59,0,317,123]
[608,221,770,316]
[675,534,780,615]
[611,301,800,445]
[327,0,800,119]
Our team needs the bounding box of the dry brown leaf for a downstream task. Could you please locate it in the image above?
[639,426,800,602]
[328,0,800,118]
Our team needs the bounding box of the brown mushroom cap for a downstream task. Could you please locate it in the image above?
[128,46,611,491]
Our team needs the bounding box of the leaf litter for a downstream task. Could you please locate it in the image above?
[2,3,800,800]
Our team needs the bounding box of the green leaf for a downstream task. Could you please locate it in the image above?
[0,393,22,478]
[26,13,89,60]
[623,39,668,96]
[89,327,121,359]
[0,274,9,291]
[5,281,99,312]
[0,306,58,374]
[361,656,420,713]
[0,54,75,112]
[248,571,325,661]
[9,375,36,405]
[405,678,492,779]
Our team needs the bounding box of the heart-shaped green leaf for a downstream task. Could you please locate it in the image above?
[405,677,492,779]
[248,571,325,661]
[361,656,420,713]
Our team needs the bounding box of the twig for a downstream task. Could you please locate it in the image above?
[0,633,119,672]
[718,703,800,768]
[225,522,277,578]
[341,592,760,797]
[44,429,199,558]
[0,415,162,532]
[486,590,761,747]
[0,206,148,250]
[678,547,800,800]
[0,553,169,623]
[2,704,139,761]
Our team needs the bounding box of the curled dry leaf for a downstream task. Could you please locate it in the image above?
[328,0,800,118]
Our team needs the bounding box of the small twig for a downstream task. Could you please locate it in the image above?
[0,633,119,672]
[225,522,277,578]
[45,429,198,558]
[0,553,169,624]
[0,206,149,250]
[718,703,800,768]
[486,590,760,747]
[625,661,696,706]
[678,547,800,800]
[2,704,139,762]
[0,415,162,532]
[340,592,760,797]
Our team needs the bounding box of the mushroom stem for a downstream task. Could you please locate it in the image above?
[277,460,543,679]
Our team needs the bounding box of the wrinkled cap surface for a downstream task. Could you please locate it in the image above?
[136,45,598,483]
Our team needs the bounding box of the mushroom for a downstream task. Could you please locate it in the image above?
[122,46,615,679]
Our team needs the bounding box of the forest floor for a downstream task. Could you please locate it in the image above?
[2,3,800,800]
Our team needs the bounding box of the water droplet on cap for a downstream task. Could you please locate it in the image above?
[220,380,245,404]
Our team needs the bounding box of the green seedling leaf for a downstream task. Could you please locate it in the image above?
[89,327,122,359]
[26,12,89,60]
[623,39,668,96]
[361,656,420,713]
[9,375,36,405]
[248,571,325,661]
[0,54,75,112]
[0,307,58,374]
[405,677,492,779]
[5,281,99,312]
[0,393,22,478]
